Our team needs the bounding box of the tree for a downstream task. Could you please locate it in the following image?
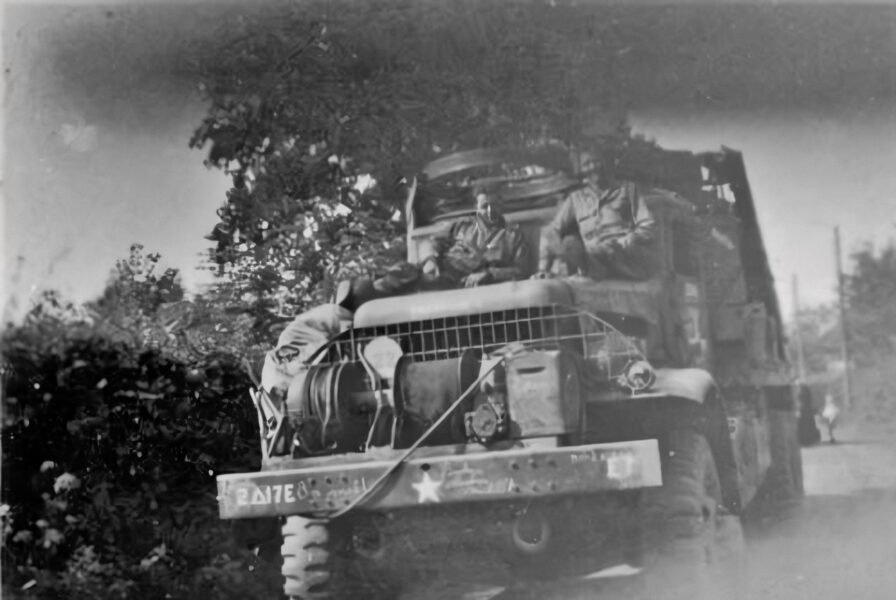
[93,244,184,316]
[845,242,896,360]
[189,0,630,319]
[790,302,841,375]
[792,241,896,379]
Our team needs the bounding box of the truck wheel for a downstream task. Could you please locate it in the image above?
[755,409,804,509]
[282,515,398,600]
[281,516,334,600]
[640,430,744,599]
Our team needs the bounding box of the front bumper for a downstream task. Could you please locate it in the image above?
[216,439,662,519]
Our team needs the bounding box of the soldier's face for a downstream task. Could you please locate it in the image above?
[476,193,497,223]
[578,153,597,174]
[577,153,601,184]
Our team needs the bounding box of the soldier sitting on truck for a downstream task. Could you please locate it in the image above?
[335,186,529,311]
[533,150,658,281]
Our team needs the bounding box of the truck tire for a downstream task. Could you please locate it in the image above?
[640,430,744,599]
[281,515,396,600]
[281,516,333,600]
[755,409,804,509]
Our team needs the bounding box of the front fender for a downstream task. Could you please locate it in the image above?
[647,367,743,512]
[650,368,716,403]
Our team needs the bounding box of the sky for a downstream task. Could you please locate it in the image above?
[3,1,895,323]
[3,2,230,320]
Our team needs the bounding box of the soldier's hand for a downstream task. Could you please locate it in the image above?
[594,240,621,257]
[421,257,440,277]
[463,271,490,287]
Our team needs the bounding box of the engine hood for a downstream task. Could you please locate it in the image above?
[353,279,574,328]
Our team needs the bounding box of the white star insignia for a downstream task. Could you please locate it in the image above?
[411,472,443,503]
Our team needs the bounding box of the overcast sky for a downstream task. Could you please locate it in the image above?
[3,2,229,320]
[3,1,895,322]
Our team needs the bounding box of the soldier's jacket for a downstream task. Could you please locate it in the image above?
[428,214,529,283]
[541,181,656,259]
[261,304,353,397]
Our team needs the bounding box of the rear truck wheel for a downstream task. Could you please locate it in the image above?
[798,408,822,446]
[640,429,744,600]
[753,409,804,512]
[797,388,822,446]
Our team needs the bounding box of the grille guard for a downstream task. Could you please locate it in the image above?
[312,303,646,387]
[255,306,654,467]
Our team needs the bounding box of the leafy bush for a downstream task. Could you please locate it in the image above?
[1,287,281,599]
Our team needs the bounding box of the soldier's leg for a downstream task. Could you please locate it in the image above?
[335,277,380,312]
[605,244,657,281]
[561,235,609,279]
[260,349,291,402]
[335,262,430,311]
[374,261,424,294]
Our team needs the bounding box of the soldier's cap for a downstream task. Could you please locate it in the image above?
[469,183,503,203]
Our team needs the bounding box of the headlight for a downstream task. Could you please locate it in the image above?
[618,360,655,392]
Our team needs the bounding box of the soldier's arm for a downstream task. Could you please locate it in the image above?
[618,184,656,249]
[418,222,457,267]
[487,228,530,282]
[537,195,576,272]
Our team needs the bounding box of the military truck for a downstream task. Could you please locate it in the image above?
[216,144,802,599]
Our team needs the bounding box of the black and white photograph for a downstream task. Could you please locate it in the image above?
[3,1,896,599]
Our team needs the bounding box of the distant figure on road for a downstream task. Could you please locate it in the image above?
[821,392,840,444]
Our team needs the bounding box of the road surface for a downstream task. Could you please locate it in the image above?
[740,421,896,600]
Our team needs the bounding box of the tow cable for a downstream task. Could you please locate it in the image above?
[326,346,521,520]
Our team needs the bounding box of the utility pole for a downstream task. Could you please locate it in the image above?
[791,274,807,381]
[834,226,852,408]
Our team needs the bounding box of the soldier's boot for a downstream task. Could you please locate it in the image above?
[334,277,381,312]
[373,261,423,294]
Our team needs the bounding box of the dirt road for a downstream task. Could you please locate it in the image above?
[412,419,896,600]
[739,421,896,600]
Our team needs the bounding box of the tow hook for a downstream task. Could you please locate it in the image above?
[511,511,551,555]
